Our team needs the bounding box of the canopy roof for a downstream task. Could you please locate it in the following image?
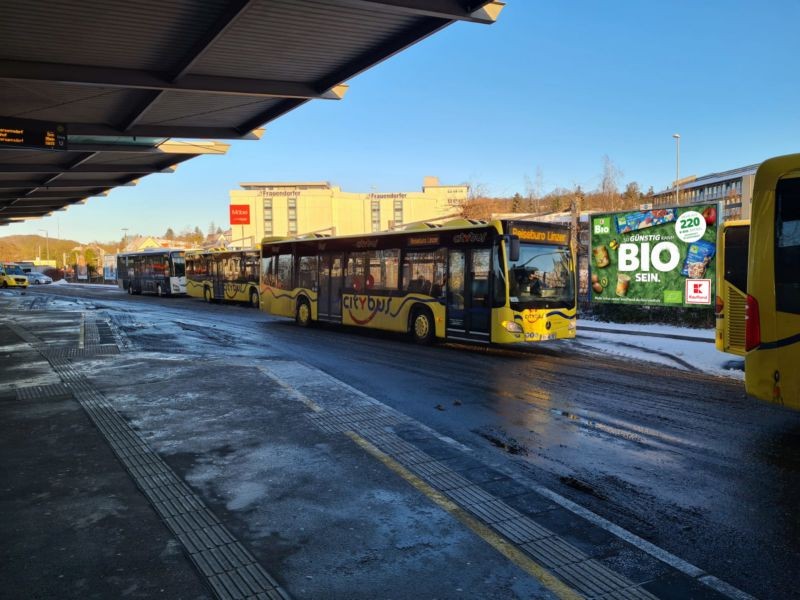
[0,0,502,226]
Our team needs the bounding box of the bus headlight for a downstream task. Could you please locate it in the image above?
[502,320,523,334]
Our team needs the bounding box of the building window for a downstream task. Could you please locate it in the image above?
[263,197,273,235]
[393,200,403,228]
[288,198,297,235]
[371,199,381,232]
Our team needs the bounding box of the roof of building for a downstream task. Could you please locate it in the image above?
[656,163,760,195]
[1,1,502,225]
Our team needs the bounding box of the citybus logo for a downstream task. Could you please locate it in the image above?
[343,294,392,324]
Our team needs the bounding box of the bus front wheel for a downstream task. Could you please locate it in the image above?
[250,288,259,309]
[296,299,311,327]
[410,308,434,345]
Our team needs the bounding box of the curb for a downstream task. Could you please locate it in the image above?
[579,325,715,344]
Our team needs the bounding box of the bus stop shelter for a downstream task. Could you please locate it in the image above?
[0,0,503,226]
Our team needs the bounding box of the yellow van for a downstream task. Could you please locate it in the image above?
[0,263,30,288]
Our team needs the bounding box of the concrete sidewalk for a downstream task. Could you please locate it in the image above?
[0,292,738,600]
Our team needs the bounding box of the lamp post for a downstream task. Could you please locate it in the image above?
[672,133,681,205]
[38,229,49,260]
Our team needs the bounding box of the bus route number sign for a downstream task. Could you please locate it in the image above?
[0,117,67,151]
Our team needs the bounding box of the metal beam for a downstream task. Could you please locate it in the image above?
[118,0,254,131]
[0,60,344,99]
[68,123,264,140]
[0,180,134,189]
[0,191,108,200]
[0,164,174,174]
[333,0,503,24]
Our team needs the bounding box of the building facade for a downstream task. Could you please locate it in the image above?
[652,163,758,221]
[228,177,467,247]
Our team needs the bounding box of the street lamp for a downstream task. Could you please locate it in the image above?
[38,229,49,261]
[672,133,681,205]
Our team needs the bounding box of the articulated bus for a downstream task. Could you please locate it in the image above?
[185,248,261,307]
[746,155,800,407]
[260,219,576,345]
[117,249,186,296]
[715,220,750,356]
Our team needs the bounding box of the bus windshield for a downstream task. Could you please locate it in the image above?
[508,243,574,308]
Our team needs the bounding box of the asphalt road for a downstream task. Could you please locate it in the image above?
[17,284,800,599]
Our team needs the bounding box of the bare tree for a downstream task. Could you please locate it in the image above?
[599,155,623,211]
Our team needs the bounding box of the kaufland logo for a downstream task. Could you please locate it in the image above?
[685,279,711,304]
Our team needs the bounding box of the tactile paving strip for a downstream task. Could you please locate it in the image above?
[303,403,657,600]
[7,319,290,600]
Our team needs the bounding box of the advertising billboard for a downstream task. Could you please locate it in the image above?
[589,203,718,307]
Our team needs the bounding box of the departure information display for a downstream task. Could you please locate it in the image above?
[0,117,67,151]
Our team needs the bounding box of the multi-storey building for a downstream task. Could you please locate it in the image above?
[228,177,467,247]
[652,163,759,221]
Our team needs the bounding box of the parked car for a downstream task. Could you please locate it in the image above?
[26,271,53,285]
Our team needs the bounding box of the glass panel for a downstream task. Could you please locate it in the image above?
[346,252,367,291]
[776,178,800,314]
[367,249,400,290]
[298,255,318,289]
[448,250,465,311]
[724,225,749,292]
[508,243,574,308]
[172,255,186,277]
[471,248,491,309]
[276,254,293,289]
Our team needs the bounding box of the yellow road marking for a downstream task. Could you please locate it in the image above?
[346,431,582,600]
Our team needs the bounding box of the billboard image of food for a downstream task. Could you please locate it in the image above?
[589,204,718,307]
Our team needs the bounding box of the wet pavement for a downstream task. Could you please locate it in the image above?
[2,284,799,599]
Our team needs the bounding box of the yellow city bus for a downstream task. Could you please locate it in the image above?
[745,155,800,408]
[185,248,261,307]
[715,220,749,355]
[260,219,576,345]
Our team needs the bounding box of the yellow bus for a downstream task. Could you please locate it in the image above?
[260,219,576,345]
[185,248,261,307]
[715,220,749,355]
[745,155,800,408]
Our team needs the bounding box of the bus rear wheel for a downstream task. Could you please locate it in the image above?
[204,287,212,303]
[250,288,259,309]
[410,307,434,345]
[296,298,311,327]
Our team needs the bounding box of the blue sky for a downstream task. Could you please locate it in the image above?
[6,0,800,243]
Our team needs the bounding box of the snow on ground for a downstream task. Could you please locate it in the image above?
[574,319,743,380]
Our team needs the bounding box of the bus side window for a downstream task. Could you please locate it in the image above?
[776,178,800,314]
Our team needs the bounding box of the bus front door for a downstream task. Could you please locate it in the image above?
[446,248,491,342]
[318,253,344,322]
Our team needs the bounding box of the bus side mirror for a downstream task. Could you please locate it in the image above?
[508,236,520,262]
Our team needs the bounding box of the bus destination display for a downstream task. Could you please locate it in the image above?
[0,117,67,151]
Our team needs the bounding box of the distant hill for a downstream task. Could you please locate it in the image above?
[0,235,118,264]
